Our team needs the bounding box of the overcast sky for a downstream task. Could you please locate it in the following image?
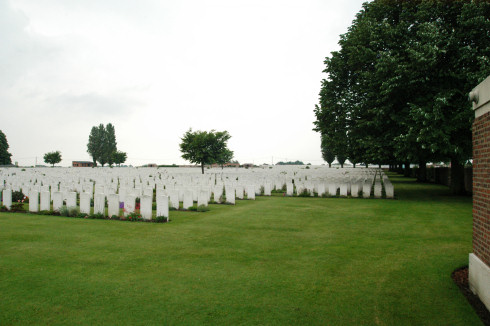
[1,0,367,167]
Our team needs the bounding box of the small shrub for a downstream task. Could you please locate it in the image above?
[197,205,210,212]
[76,213,88,218]
[169,207,177,211]
[10,202,26,212]
[298,189,310,197]
[60,206,79,217]
[1,205,9,212]
[12,191,25,202]
[154,215,168,223]
[188,206,197,211]
[39,210,54,215]
[127,212,143,222]
[89,213,105,219]
[110,215,119,220]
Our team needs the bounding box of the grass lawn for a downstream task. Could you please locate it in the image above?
[0,173,482,325]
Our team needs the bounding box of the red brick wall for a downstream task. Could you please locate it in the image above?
[473,111,490,266]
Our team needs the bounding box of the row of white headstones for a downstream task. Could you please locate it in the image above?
[0,166,394,220]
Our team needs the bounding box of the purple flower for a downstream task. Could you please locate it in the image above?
[119,202,124,209]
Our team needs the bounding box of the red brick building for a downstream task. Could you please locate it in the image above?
[469,75,490,310]
[72,161,94,167]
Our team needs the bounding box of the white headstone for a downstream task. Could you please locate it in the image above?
[263,184,271,196]
[213,186,223,203]
[108,194,119,217]
[351,183,359,198]
[2,189,12,210]
[124,195,135,216]
[384,181,394,199]
[236,186,244,199]
[198,190,208,207]
[66,192,77,208]
[94,193,106,215]
[286,183,294,196]
[183,190,194,210]
[140,195,152,220]
[225,186,235,204]
[247,185,255,200]
[374,181,382,198]
[29,190,39,213]
[40,191,51,211]
[80,193,91,215]
[362,182,371,198]
[52,192,63,212]
[168,190,179,209]
[156,195,169,219]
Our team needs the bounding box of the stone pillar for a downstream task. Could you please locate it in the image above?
[156,195,169,219]
[80,192,91,215]
[469,75,490,310]
[140,195,152,220]
[40,191,51,211]
[108,194,119,218]
[29,190,39,213]
[2,189,12,210]
[52,192,63,212]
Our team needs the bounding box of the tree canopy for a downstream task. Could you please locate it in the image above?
[0,130,12,165]
[314,0,490,193]
[87,123,119,166]
[111,150,127,167]
[179,129,233,174]
[43,151,62,167]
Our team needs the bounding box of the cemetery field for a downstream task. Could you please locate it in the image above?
[0,173,481,325]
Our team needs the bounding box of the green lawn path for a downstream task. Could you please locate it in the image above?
[0,173,482,325]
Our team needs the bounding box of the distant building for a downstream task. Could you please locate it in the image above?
[72,161,94,167]
[147,163,158,168]
[242,163,254,168]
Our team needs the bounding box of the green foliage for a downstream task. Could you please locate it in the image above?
[9,202,26,212]
[0,130,12,165]
[11,191,25,202]
[153,215,168,223]
[197,205,210,212]
[276,161,304,165]
[314,0,490,173]
[111,150,127,166]
[179,129,233,174]
[87,123,119,166]
[126,212,143,221]
[60,206,79,217]
[43,151,62,167]
[89,213,105,220]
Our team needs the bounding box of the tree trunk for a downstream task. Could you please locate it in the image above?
[450,158,466,195]
[353,163,356,168]
[417,161,427,182]
[328,163,332,168]
[404,161,410,177]
[201,162,204,174]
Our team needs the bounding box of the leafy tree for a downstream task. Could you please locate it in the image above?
[112,150,127,167]
[105,123,117,166]
[87,123,119,167]
[43,151,62,167]
[179,129,232,174]
[276,161,304,165]
[314,0,490,193]
[320,134,335,168]
[0,130,12,165]
[215,148,234,169]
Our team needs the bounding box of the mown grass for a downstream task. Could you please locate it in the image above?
[0,173,482,325]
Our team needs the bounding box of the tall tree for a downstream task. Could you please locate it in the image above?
[43,151,62,167]
[105,123,117,166]
[180,129,232,174]
[314,0,490,193]
[0,130,12,165]
[87,123,119,167]
[320,134,335,168]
